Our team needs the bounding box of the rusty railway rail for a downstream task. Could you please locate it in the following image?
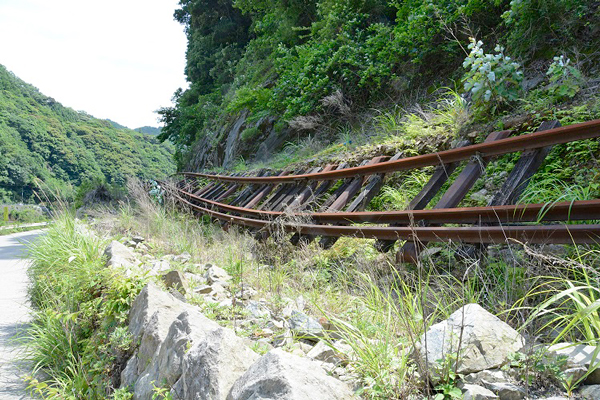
[172,192,600,245]
[171,119,600,254]
[181,119,600,184]
[174,189,600,225]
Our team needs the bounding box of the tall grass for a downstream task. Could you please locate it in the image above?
[23,212,146,398]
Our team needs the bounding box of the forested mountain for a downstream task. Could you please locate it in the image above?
[158,0,600,170]
[135,126,162,135]
[0,64,175,202]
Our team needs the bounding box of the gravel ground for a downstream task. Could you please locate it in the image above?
[0,230,44,399]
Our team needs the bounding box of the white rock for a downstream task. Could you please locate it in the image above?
[288,311,324,341]
[104,240,139,268]
[462,384,499,400]
[228,348,355,400]
[205,265,231,284]
[416,303,524,383]
[172,327,259,400]
[147,259,170,275]
[126,283,191,377]
[173,252,192,263]
[547,343,600,384]
[580,385,600,400]
[482,381,526,400]
[133,310,222,399]
[245,300,271,319]
[463,369,512,385]
[307,341,343,365]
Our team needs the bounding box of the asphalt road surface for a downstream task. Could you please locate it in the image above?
[0,230,44,399]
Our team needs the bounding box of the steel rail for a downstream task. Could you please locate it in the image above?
[172,192,600,244]
[174,186,600,225]
[181,119,600,183]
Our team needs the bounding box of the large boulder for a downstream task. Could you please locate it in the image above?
[123,283,192,385]
[133,310,222,399]
[171,325,260,399]
[416,303,524,383]
[227,348,355,400]
[123,283,260,400]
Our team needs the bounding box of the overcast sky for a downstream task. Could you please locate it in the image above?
[0,0,188,128]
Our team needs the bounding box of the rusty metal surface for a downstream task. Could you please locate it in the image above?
[172,192,600,245]
[181,120,600,183]
[174,187,600,224]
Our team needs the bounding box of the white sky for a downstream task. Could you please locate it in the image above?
[0,0,188,128]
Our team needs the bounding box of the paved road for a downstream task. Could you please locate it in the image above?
[0,230,44,399]
[0,222,49,232]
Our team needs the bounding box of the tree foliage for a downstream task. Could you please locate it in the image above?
[159,0,600,166]
[0,65,175,203]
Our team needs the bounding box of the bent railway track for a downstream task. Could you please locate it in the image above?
[171,119,600,261]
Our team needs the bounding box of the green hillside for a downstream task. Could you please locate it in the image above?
[158,0,600,170]
[0,64,175,202]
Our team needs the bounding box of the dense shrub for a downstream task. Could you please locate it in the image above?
[158,0,600,167]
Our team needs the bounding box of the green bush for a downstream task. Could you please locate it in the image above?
[240,126,261,142]
[462,38,523,116]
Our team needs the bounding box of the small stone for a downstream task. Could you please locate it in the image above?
[161,270,188,294]
[205,265,231,284]
[132,235,145,244]
[547,343,600,384]
[104,240,139,268]
[245,301,271,319]
[470,188,490,203]
[236,286,258,300]
[420,247,443,259]
[257,328,274,338]
[149,260,170,275]
[288,311,324,342]
[173,252,192,263]
[417,303,524,384]
[126,240,138,248]
[482,381,526,400]
[194,285,212,294]
[462,384,499,400]
[207,283,228,300]
[580,385,600,400]
[298,342,314,354]
[281,296,305,318]
[136,243,148,252]
[272,330,293,348]
[463,370,512,385]
[219,298,233,308]
[562,367,588,385]
[307,341,343,365]
[266,319,284,330]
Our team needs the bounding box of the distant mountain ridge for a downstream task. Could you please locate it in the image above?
[135,126,162,136]
[105,119,162,136]
[0,64,175,202]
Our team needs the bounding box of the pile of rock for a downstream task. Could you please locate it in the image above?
[415,303,600,400]
[121,283,355,399]
[104,238,600,400]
